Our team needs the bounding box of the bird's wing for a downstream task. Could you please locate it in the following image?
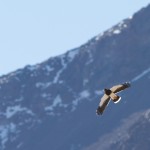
[98,94,110,114]
[110,82,131,93]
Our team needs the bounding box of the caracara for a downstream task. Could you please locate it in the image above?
[96,82,131,115]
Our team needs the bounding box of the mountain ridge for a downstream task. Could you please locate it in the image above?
[0,4,150,150]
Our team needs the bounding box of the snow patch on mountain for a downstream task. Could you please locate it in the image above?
[26,65,40,72]
[45,65,54,72]
[86,50,94,65]
[95,90,103,96]
[129,16,133,19]
[15,96,24,102]
[80,90,90,99]
[83,79,89,86]
[113,30,121,34]
[0,77,9,84]
[131,67,150,82]
[35,82,52,89]
[17,142,23,149]
[45,90,91,114]
[67,48,79,61]
[95,33,104,41]
[0,123,17,150]
[72,90,90,111]
[95,19,129,41]
[45,95,62,111]
[144,109,150,121]
[41,93,51,99]
[53,56,67,84]
[53,49,79,84]
[45,95,68,115]
[5,105,34,119]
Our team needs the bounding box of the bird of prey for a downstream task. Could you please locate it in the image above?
[96,82,131,115]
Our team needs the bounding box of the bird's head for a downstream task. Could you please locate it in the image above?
[104,89,108,93]
[104,88,111,95]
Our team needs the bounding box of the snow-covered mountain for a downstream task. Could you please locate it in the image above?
[0,4,150,150]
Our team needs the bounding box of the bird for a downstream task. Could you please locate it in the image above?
[96,82,131,115]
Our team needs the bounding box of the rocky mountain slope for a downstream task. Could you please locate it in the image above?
[0,4,150,150]
[83,109,150,150]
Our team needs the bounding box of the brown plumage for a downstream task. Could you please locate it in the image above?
[96,82,131,115]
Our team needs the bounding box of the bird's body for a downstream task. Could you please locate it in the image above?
[104,89,121,103]
[96,82,130,115]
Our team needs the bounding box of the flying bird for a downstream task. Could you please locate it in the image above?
[96,82,131,115]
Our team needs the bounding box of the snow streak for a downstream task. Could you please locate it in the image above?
[131,67,150,82]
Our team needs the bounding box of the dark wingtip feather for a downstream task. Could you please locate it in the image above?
[124,82,131,87]
[96,106,103,115]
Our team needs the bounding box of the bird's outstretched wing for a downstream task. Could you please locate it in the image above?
[110,82,131,93]
[96,94,110,115]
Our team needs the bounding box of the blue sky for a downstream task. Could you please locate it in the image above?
[0,0,150,75]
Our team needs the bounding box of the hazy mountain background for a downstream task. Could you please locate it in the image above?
[0,4,150,150]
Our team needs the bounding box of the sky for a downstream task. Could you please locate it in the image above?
[0,0,150,75]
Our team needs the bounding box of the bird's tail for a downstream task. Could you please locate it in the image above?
[110,92,121,103]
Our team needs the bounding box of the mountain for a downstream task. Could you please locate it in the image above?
[0,4,150,150]
[83,109,150,150]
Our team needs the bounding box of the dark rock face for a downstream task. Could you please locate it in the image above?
[0,4,150,150]
[83,110,150,150]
